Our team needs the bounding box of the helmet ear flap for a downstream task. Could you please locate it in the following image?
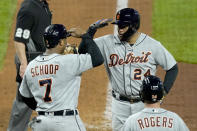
[45,40,50,48]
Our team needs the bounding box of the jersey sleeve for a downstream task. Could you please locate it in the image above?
[72,54,93,75]
[154,42,177,70]
[14,9,34,44]
[19,70,33,98]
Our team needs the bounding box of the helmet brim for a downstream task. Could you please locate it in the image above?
[111,21,118,25]
[111,20,130,26]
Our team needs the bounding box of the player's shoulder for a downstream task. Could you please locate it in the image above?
[19,0,39,15]
[166,110,182,118]
[127,111,143,121]
[140,33,164,48]
[94,34,120,46]
[158,108,181,119]
[60,53,91,63]
[25,58,37,73]
[142,33,161,45]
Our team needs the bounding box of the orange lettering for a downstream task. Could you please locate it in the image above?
[168,118,173,128]
[35,66,39,76]
[144,118,150,127]
[31,68,35,77]
[40,65,44,75]
[50,64,53,74]
[54,65,59,74]
[109,54,119,67]
[150,117,155,127]
[45,65,48,74]
[163,117,167,127]
[138,119,144,130]
[156,117,161,127]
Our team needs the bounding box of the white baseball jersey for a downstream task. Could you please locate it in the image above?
[94,33,176,97]
[122,108,190,131]
[19,53,92,112]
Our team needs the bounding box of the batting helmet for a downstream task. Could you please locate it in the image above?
[43,24,70,49]
[140,75,164,103]
[112,8,140,41]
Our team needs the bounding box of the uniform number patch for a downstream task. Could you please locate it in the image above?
[134,69,151,80]
[15,28,30,39]
[39,78,52,102]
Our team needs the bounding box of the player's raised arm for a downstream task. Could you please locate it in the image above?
[68,28,104,67]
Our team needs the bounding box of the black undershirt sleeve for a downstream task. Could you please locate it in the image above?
[86,26,97,38]
[163,64,178,94]
[79,33,104,67]
[21,95,37,110]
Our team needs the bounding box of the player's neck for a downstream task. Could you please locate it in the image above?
[145,102,160,108]
[128,32,140,45]
[44,48,61,55]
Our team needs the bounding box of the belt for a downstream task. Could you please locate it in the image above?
[112,90,141,104]
[38,109,78,116]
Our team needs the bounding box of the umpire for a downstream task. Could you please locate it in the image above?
[7,0,52,131]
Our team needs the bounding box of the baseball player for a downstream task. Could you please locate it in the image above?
[8,0,52,130]
[19,24,104,131]
[87,8,178,131]
[122,75,190,131]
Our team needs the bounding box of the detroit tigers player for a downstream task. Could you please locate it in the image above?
[19,24,104,131]
[122,75,189,131]
[88,8,178,131]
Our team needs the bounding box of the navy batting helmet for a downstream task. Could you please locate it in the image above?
[112,8,140,41]
[140,75,164,103]
[43,24,70,49]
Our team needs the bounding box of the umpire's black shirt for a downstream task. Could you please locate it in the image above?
[14,0,52,52]
[14,0,52,82]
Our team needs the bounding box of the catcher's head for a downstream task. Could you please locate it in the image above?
[43,24,70,49]
[140,75,164,104]
[112,8,140,41]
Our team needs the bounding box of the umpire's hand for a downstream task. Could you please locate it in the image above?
[20,63,27,78]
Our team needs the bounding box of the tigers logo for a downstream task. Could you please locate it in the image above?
[116,14,120,20]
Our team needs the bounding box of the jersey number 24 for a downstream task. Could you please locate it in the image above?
[134,69,150,80]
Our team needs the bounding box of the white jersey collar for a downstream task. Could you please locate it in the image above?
[36,53,61,61]
[142,108,167,113]
[113,33,147,46]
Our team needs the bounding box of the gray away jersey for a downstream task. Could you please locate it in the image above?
[122,108,190,131]
[94,33,176,97]
[19,53,92,112]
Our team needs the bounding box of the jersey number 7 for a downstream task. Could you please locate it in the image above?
[39,78,52,102]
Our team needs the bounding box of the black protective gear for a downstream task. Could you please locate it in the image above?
[163,64,178,93]
[43,24,70,49]
[112,8,140,41]
[87,18,113,38]
[140,75,164,103]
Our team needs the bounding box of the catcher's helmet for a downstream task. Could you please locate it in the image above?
[112,8,140,41]
[140,75,164,103]
[43,24,70,49]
